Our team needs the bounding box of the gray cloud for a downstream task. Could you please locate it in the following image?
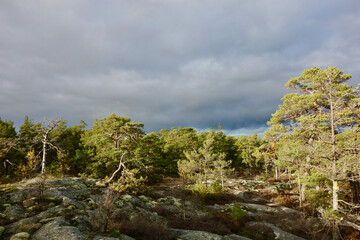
[1,0,359,135]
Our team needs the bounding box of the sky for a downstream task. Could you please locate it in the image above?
[1,0,360,136]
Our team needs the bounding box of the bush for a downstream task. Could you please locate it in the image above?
[109,173,149,194]
[273,194,298,208]
[230,204,246,223]
[167,213,232,235]
[108,230,122,238]
[241,222,276,240]
[305,188,331,209]
[211,212,241,233]
[192,182,208,197]
[117,212,171,240]
[209,179,223,194]
[257,210,328,240]
[91,188,120,233]
[191,181,229,203]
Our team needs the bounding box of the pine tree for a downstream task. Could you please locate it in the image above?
[0,118,17,176]
[179,131,233,190]
[81,114,144,182]
[267,66,360,211]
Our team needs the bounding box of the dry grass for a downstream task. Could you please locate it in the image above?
[273,194,298,209]
[258,210,332,240]
[116,212,171,240]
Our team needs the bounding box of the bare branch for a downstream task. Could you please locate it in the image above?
[106,153,126,184]
[3,159,15,168]
[47,141,63,153]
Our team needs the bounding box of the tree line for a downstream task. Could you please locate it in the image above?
[0,114,262,184]
[1,66,359,213]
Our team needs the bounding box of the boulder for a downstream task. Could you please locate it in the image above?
[156,196,182,212]
[4,205,26,221]
[44,186,90,201]
[262,223,306,240]
[46,178,87,189]
[93,235,135,240]
[224,234,252,240]
[24,177,44,186]
[82,178,97,187]
[207,203,233,212]
[264,185,279,194]
[62,196,83,209]
[8,188,39,203]
[71,214,92,232]
[5,204,64,234]
[118,235,136,240]
[230,190,250,199]
[171,229,224,240]
[89,195,103,206]
[115,195,145,211]
[22,198,37,208]
[240,203,278,213]
[31,217,87,240]
[92,237,119,240]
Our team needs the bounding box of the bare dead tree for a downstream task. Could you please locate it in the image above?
[36,117,65,175]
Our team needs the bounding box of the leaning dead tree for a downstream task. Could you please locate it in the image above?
[36,117,64,175]
[105,153,127,184]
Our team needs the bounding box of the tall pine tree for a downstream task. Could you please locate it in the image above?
[267,67,360,210]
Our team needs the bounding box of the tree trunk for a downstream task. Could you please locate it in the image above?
[41,135,47,175]
[349,177,360,205]
[298,169,302,208]
[298,167,306,208]
[106,153,126,184]
[332,179,339,211]
[329,78,339,211]
[204,169,208,188]
[221,171,224,191]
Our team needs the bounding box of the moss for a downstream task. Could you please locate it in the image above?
[9,232,30,240]
[241,205,258,213]
[0,186,18,195]
[43,196,62,205]
[18,223,42,234]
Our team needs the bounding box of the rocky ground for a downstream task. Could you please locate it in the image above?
[0,176,359,240]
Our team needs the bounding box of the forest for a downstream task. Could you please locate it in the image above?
[1,67,360,239]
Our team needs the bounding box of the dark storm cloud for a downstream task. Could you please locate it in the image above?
[1,0,359,135]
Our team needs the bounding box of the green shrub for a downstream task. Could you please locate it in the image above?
[109,230,122,238]
[192,180,223,197]
[230,204,246,223]
[209,179,223,194]
[320,208,341,224]
[110,174,149,194]
[192,182,208,197]
[305,188,331,209]
[241,222,276,240]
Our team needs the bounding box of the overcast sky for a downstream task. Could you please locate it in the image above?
[1,0,359,136]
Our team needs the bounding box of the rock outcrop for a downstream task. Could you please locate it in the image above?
[0,176,333,240]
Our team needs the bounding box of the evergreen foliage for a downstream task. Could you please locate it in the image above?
[81,114,144,179]
[266,66,360,210]
[179,131,233,192]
